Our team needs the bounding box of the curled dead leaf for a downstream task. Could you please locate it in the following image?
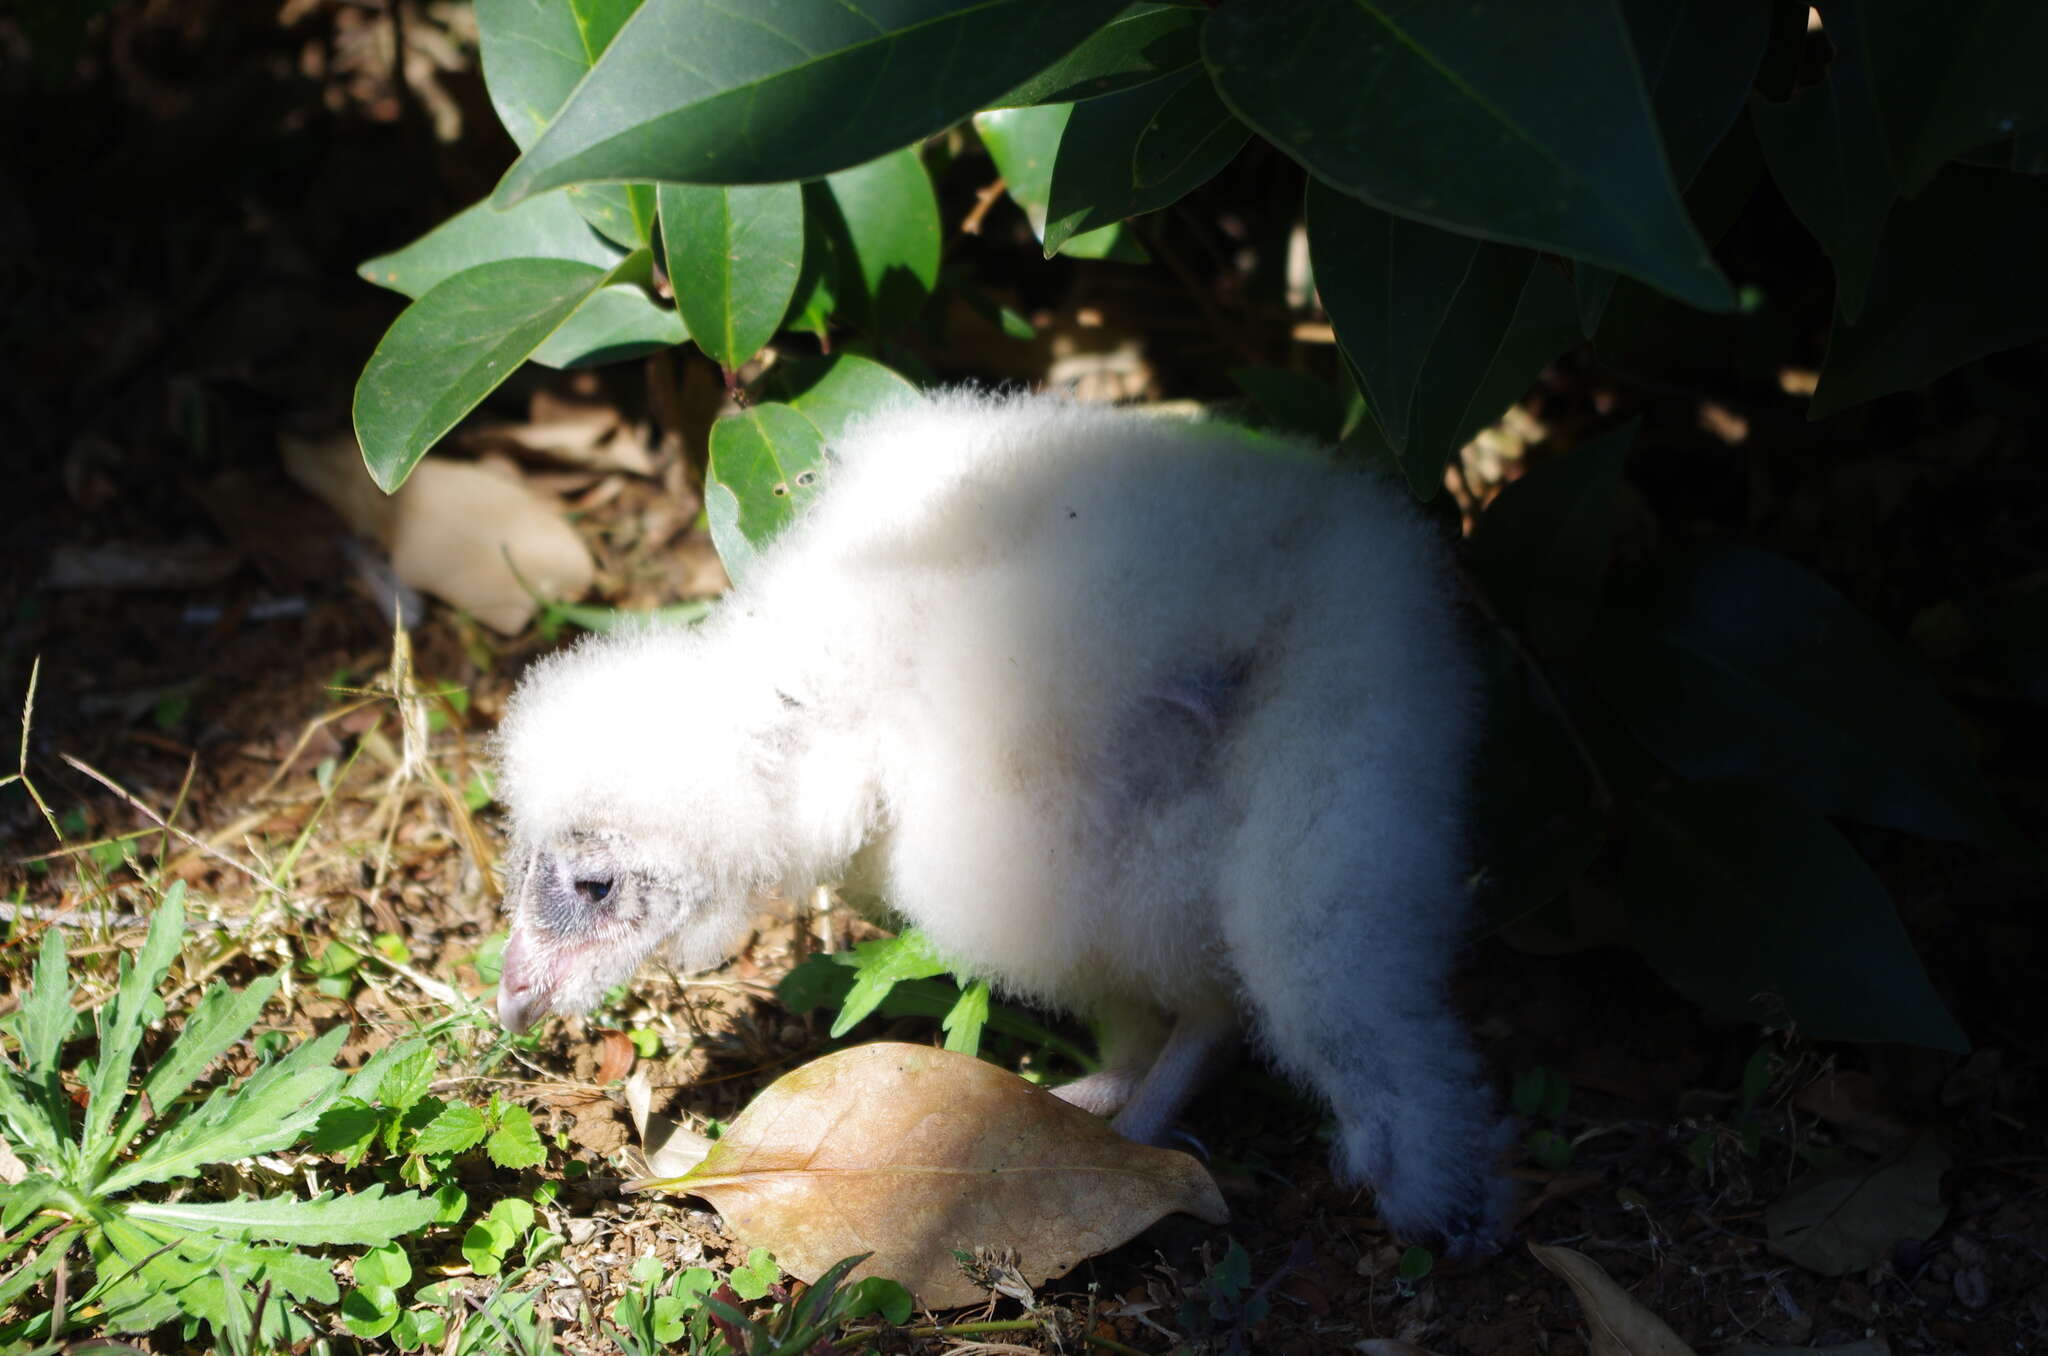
[593,1029,637,1085]
[1529,1242,1697,1356]
[629,1042,1227,1308]
[1765,1136,1949,1276]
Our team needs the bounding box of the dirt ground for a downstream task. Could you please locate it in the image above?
[2,4,2044,1354]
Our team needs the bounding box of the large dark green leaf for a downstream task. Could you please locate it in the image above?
[1811,165,2048,417]
[358,194,623,299]
[1622,780,1968,1051]
[530,283,688,368]
[1043,66,1248,254]
[1204,0,1732,312]
[1470,419,1634,656]
[973,106,1148,259]
[1309,178,1486,457]
[1574,0,1772,332]
[1858,0,2048,193]
[992,2,1203,106]
[492,0,1115,199]
[476,0,654,247]
[658,182,804,370]
[1750,6,1894,324]
[752,353,923,440]
[705,403,828,588]
[354,258,611,491]
[1588,544,2010,846]
[815,148,941,337]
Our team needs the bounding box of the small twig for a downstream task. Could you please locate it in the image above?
[960,176,1007,236]
[0,657,62,843]
[59,755,291,899]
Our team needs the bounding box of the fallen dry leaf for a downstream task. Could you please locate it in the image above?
[1765,1136,1949,1276]
[1792,1072,1912,1157]
[282,432,595,632]
[593,1030,637,1085]
[630,1042,1228,1308]
[1529,1243,1696,1356]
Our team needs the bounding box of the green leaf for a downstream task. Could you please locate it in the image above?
[412,1101,488,1156]
[356,1241,414,1290]
[1750,11,1895,325]
[1857,1,2048,193]
[12,925,72,1075]
[705,403,828,588]
[493,0,1116,199]
[486,1104,546,1169]
[112,973,280,1159]
[845,1275,915,1324]
[974,105,1148,259]
[818,148,941,337]
[342,1283,402,1339]
[941,979,989,1055]
[1811,165,2048,417]
[81,885,187,1169]
[1044,66,1248,254]
[1622,781,1968,1051]
[127,1185,441,1246]
[309,1100,383,1167]
[829,932,949,1037]
[993,2,1203,105]
[1226,367,1352,444]
[1588,545,2010,846]
[102,1025,348,1195]
[1469,420,1635,655]
[729,1246,780,1302]
[353,257,610,492]
[658,182,804,369]
[393,1305,449,1350]
[1204,0,1732,311]
[751,352,924,440]
[529,282,688,369]
[340,1037,430,1104]
[1307,177,1486,457]
[374,1041,438,1113]
[476,0,655,248]
[358,194,625,300]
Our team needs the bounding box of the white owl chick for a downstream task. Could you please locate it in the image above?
[492,392,1508,1251]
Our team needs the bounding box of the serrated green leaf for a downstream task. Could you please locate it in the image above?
[993,2,1203,106]
[102,1025,348,1195]
[492,0,1115,199]
[486,1105,546,1169]
[309,1101,383,1167]
[658,182,803,370]
[354,257,611,492]
[830,932,949,1037]
[818,148,941,337]
[375,1041,438,1113]
[1204,0,1732,312]
[111,974,280,1159]
[1588,545,2012,846]
[477,0,654,248]
[358,194,626,300]
[1623,781,1969,1051]
[973,105,1147,259]
[0,1058,67,1168]
[128,1185,441,1247]
[81,886,187,1169]
[750,353,923,441]
[1044,66,1248,254]
[341,1037,429,1105]
[706,402,827,588]
[1811,165,2048,417]
[1469,420,1634,655]
[0,1227,71,1313]
[13,925,72,1075]
[940,979,989,1055]
[412,1101,488,1156]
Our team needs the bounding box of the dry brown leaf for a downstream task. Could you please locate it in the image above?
[1765,1136,1949,1276]
[593,1029,637,1085]
[631,1042,1227,1308]
[1793,1072,1912,1157]
[282,432,594,632]
[1529,1243,1697,1356]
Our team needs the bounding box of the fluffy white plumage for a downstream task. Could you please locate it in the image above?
[493,392,1507,1249]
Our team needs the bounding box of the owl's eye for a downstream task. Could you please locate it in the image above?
[573,875,615,906]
